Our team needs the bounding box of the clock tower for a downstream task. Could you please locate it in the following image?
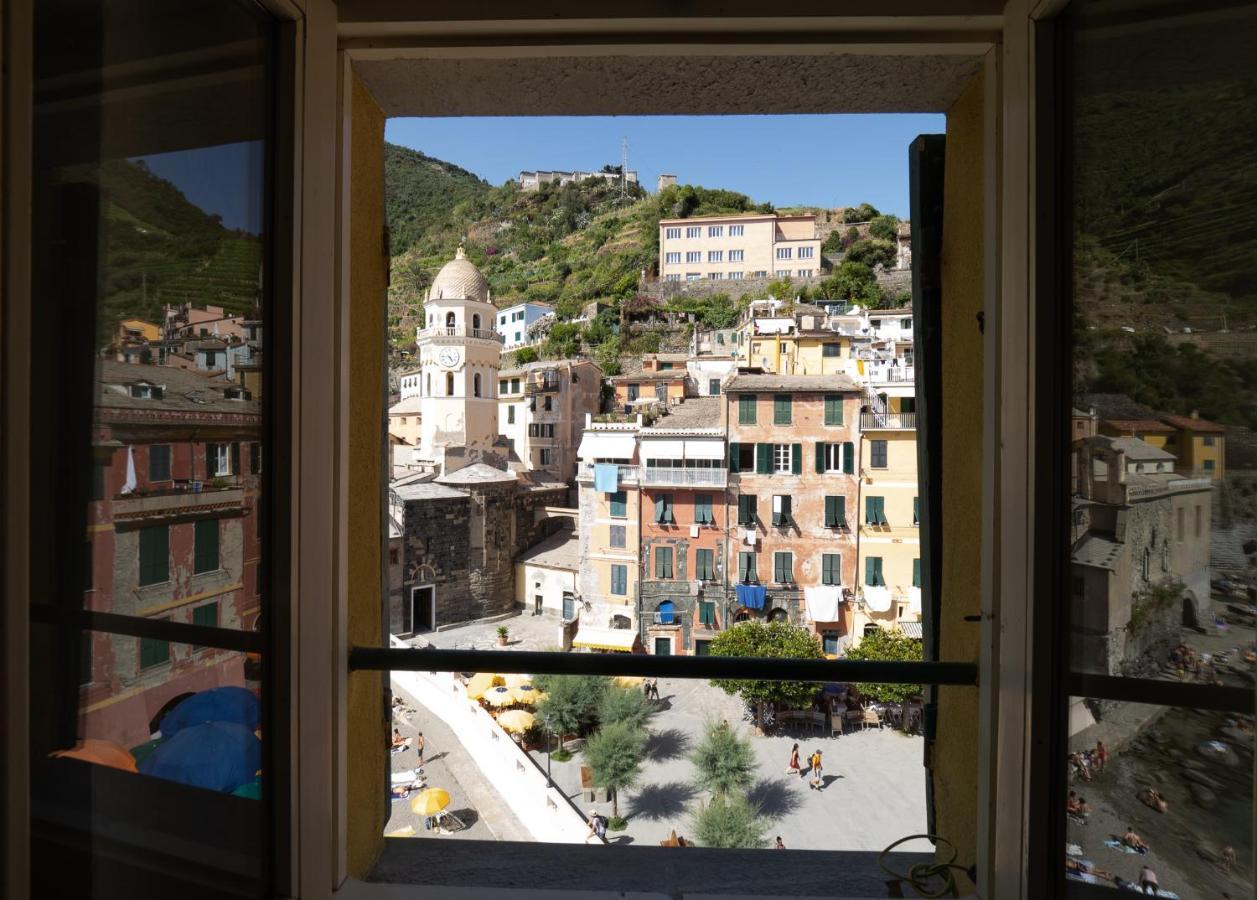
[415,246,504,472]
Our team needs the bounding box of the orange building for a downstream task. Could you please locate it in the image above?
[608,353,690,410]
[635,399,728,656]
[723,374,862,653]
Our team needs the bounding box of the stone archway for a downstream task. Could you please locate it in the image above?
[1181,591,1201,630]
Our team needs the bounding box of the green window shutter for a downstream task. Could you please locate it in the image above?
[865,497,876,525]
[194,519,219,574]
[739,394,756,425]
[815,442,826,474]
[655,547,668,578]
[774,552,792,583]
[822,554,841,586]
[865,556,876,586]
[653,495,665,524]
[835,495,846,527]
[739,551,756,583]
[695,494,712,524]
[611,564,627,595]
[774,394,792,425]
[824,394,843,426]
[825,495,847,528]
[914,496,920,525]
[791,443,802,475]
[229,442,241,476]
[728,442,740,472]
[610,491,626,517]
[149,445,171,481]
[913,558,921,588]
[663,494,674,523]
[874,557,885,586]
[781,495,792,524]
[699,600,715,626]
[139,633,169,670]
[843,442,855,474]
[756,443,772,474]
[138,525,169,586]
[878,498,889,526]
[193,601,219,629]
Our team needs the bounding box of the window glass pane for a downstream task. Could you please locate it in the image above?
[1064,1,1256,893]
[29,0,274,893]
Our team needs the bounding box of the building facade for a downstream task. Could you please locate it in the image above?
[497,358,602,482]
[494,301,553,349]
[658,213,822,283]
[517,169,639,191]
[609,353,690,410]
[635,399,729,656]
[723,375,862,652]
[83,362,262,750]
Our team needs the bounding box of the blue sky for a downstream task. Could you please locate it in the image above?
[135,141,266,233]
[386,114,944,217]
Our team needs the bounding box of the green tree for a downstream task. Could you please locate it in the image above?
[690,720,757,798]
[708,621,824,727]
[597,685,656,732]
[766,277,795,302]
[842,202,880,224]
[846,238,897,270]
[583,720,646,819]
[868,214,900,242]
[819,261,880,305]
[512,346,540,365]
[690,794,768,849]
[536,674,608,746]
[843,628,924,704]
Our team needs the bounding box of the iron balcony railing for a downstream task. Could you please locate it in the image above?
[860,411,917,430]
[418,326,504,342]
[639,466,728,488]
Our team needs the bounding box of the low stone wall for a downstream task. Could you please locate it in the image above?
[390,644,594,844]
[640,267,912,305]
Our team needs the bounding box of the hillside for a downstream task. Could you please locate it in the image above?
[385,142,492,256]
[90,158,262,332]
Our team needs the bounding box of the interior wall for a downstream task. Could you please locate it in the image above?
[346,69,388,878]
[934,67,985,880]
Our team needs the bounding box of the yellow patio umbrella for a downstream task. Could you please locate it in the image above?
[497,709,536,734]
[410,787,451,817]
[509,685,540,705]
[503,673,533,688]
[484,686,515,708]
[614,676,645,688]
[465,673,500,700]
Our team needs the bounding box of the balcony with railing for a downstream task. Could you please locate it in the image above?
[638,466,727,488]
[417,326,504,343]
[864,365,915,383]
[111,482,246,522]
[576,462,641,484]
[860,411,917,430]
[524,374,561,394]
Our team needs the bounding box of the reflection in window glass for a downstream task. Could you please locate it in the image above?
[1067,1,1255,896]
[30,0,274,894]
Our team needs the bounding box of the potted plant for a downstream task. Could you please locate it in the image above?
[496,625,509,646]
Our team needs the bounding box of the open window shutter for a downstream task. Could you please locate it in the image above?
[729,442,740,472]
[865,556,875,586]
[913,558,921,588]
[836,495,846,526]
[791,443,802,474]
[843,442,855,474]
[654,495,665,523]
[229,442,241,476]
[782,496,792,522]
[756,443,771,474]
[205,443,218,477]
[815,442,826,473]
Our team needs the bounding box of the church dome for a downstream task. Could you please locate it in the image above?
[428,246,490,303]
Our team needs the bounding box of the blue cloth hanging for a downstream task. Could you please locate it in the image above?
[593,463,619,493]
[736,583,766,610]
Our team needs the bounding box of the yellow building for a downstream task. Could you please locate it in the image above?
[575,424,643,636]
[1161,413,1226,480]
[1099,418,1172,451]
[658,212,821,283]
[853,396,921,643]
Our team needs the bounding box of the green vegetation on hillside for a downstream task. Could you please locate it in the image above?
[87,159,261,330]
[384,142,492,256]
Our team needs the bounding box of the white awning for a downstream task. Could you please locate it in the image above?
[640,439,685,459]
[684,439,725,460]
[577,433,636,461]
[899,621,924,639]
[571,627,638,652]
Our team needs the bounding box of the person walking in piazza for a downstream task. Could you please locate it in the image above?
[809,750,824,790]
[785,743,802,778]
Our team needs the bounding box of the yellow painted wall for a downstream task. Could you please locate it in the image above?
[347,71,388,878]
[795,335,851,375]
[1182,433,1225,479]
[933,68,984,882]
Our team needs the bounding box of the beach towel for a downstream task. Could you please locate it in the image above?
[804,586,842,623]
[1065,843,1084,858]
[1104,839,1146,855]
[593,463,619,493]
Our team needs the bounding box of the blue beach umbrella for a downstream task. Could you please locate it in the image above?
[159,686,260,738]
[139,721,261,793]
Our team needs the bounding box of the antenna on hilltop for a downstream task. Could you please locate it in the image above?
[620,136,629,202]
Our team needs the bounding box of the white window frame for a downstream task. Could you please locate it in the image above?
[729,249,744,261]
[772,443,790,473]
[775,269,791,277]
[665,226,681,239]
[665,251,681,264]
[776,246,792,259]
[823,443,843,473]
[685,226,701,238]
[729,224,744,237]
[798,245,814,259]
[707,250,722,262]
[685,250,701,263]
[210,443,231,477]
[708,225,723,237]
[728,271,743,280]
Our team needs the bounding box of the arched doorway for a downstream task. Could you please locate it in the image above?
[1181,592,1201,630]
[768,607,789,623]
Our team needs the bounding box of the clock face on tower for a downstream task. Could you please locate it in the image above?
[438,347,461,369]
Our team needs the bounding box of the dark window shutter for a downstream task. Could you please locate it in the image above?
[791,443,802,475]
[913,558,921,588]
[229,442,241,476]
[782,495,792,523]
[815,442,826,473]
[843,442,855,474]
[728,442,740,472]
[756,443,771,474]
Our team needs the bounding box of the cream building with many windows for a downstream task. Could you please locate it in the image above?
[658,213,822,283]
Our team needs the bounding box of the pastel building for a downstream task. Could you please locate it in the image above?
[635,399,729,656]
[497,358,602,482]
[609,353,690,410]
[1160,413,1226,480]
[658,213,822,282]
[494,301,553,349]
[723,374,862,653]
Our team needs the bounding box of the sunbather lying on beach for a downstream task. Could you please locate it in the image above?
[1140,786,1168,814]
[1121,827,1149,853]
[1065,858,1112,880]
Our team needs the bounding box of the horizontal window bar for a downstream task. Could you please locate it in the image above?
[350,646,978,686]
[30,604,263,655]
[1068,671,1253,715]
